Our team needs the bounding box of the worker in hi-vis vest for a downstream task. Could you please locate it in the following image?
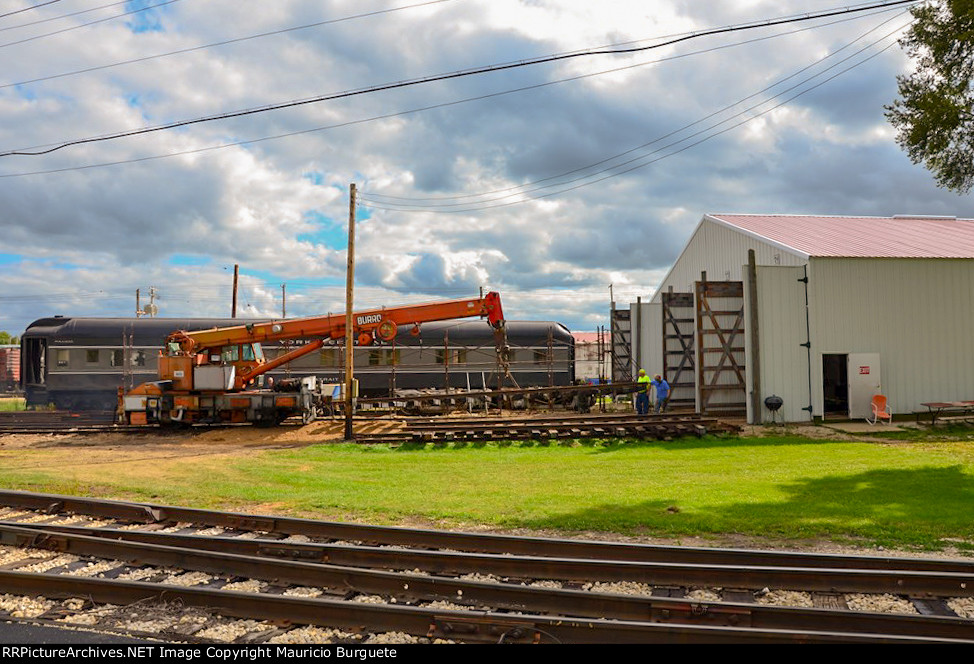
[636,369,651,415]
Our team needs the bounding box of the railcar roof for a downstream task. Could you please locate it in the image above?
[22,317,572,346]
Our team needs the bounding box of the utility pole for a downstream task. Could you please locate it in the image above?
[282,283,290,377]
[231,264,239,318]
[344,184,357,441]
[135,289,141,318]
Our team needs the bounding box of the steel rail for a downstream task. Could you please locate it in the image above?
[387,412,710,425]
[0,490,972,574]
[5,521,972,599]
[355,381,645,404]
[367,422,709,435]
[395,414,719,427]
[0,570,966,644]
[3,522,972,641]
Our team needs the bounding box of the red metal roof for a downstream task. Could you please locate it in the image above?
[708,214,974,259]
[572,332,603,343]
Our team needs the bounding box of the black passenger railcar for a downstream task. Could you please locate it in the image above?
[20,316,574,410]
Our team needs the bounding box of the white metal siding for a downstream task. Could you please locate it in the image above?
[631,302,663,378]
[650,218,806,304]
[808,258,974,415]
[751,266,812,423]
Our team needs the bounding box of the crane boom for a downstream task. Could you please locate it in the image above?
[167,292,504,355]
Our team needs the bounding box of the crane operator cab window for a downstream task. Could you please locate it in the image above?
[243,343,264,362]
[221,344,264,364]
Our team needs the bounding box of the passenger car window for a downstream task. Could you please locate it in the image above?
[320,349,340,367]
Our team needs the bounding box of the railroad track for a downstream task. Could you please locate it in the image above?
[0,491,970,644]
[0,409,737,442]
[0,410,126,434]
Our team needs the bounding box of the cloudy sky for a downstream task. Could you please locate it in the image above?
[0,0,969,335]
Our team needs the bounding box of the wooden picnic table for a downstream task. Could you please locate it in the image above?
[919,401,974,425]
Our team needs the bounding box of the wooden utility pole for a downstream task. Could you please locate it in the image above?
[281,283,290,377]
[135,289,141,318]
[747,249,761,424]
[344,184,357,441]
[231,264,239,318]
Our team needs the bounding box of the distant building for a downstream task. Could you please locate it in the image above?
[628,213,974,423]
[0,344,20,391]
[571,331,607,382]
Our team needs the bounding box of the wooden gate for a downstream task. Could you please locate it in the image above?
[610,307,632,383]
[695,280,746,414]
[661,292,695,410]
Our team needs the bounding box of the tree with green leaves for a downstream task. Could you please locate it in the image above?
[885,1,974,193]
[0,331,18,345]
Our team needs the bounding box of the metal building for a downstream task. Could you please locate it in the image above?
[630,213,974,423]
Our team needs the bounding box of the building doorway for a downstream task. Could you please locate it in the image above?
[822,354,848,418]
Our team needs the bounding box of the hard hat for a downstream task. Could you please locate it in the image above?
[638,369,646,376]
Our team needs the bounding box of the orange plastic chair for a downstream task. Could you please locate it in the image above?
[867,394,892,425]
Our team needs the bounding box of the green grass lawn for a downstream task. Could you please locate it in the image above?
[0,398,25,412]
[1,433,972,551]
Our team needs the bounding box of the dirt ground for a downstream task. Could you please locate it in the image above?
[0,418,897,470]
[1,419,971,560]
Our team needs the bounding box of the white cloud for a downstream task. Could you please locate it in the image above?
[0,0,971,337]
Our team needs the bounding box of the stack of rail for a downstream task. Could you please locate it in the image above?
[354,412,737,443]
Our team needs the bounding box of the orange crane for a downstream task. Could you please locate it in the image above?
[119,292,505,425]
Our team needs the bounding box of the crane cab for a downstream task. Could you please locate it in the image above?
[158,342,266,391]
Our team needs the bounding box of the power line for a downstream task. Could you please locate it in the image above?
[0,0,61,21]
[0,0,182,49]
[358,22,911,214]
[0,6,907,178]
[0,0,456,91]
[0,0,896,91]
[0,0,920,158]
[0,1,130,33]
[362,9,911,208]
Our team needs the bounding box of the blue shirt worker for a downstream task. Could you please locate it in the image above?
[635,369,651,415]
[651,374,670,413]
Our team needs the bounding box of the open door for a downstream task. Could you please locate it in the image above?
[847,353,881,419]
[822,354,848,417]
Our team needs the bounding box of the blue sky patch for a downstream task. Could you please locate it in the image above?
[125,1,168,34]
[14,85,35,101]
[168,254,212,267]
[0,254,23,265]
[302,171,324,186]
[299,211,347,249]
